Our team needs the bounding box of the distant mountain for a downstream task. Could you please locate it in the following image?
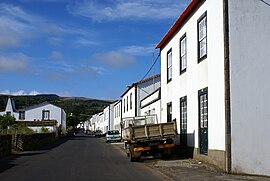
[0,94,115,119]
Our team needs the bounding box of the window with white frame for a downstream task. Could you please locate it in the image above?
[198,12,207,60]
[180,97,187,130]
[180,34,187,73]
[167,49,172,82]
[42,110,50,120]
[199,91,208,128]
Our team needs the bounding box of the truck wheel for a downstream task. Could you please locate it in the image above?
[130,151,141,162]
[161,148,172,159]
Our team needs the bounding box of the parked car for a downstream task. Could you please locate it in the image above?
[105,130,121,143]
[95,130,103,137]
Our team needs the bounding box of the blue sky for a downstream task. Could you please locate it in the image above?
[0,0,189,100]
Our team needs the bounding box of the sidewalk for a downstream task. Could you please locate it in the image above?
[111,141,270,181]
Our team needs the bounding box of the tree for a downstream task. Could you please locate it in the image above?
[0,114,16,130]
[66,115,79,128]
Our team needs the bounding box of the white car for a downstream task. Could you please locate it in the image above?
[105,130,121,143]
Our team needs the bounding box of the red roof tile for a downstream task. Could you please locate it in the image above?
[156,0,203,49]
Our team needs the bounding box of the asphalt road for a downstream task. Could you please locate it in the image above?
[0,133,169,181]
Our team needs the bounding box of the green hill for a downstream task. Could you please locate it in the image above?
[0,94,114,121]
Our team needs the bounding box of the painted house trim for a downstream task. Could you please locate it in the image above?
[156,0,204,49]
[140,88,161,109]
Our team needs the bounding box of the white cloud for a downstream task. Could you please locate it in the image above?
[51,51,63,60]
[76,38,97,46]
[0,53,30,72]
[0,3,95,49]
[0,3,43,49]
[67,0,188,22]
[120,44,156,56]
[92,51,136,68]
[48,37,62,46]
[0,89,72,97]
[0,90,26,96]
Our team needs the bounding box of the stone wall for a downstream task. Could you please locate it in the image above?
[13,133,56,151]
[0,135,12,159]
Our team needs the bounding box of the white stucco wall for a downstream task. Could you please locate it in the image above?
[229,0,270,176]
[140,100,161,123]
[95,113,104,133]
[140,89,161,123]
[137,76,161,116]
[103,104,114,132]
[103,107,110,133]
[113,100,122,131]
[0,98,19,119]
[121,87,136,118]
[160,0,225,150]
[24,104,63,126]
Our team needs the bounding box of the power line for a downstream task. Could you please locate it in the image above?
[141,52,160,81]
[260,0,270,7]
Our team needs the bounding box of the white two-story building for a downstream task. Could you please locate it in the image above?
[113,100,122,131]
[0,98,66,133]
[157,0,270,176]
[121,74,161,122]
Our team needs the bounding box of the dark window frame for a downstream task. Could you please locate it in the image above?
[167,102,172,122]
[130,93,132,110]
[42,110,50,120]
[19,111,25,120]
[198,88,208,129]
[180,96,187,131]
[123,99,125,113]
[127,96,129,111]
[180,33,187,74]
[167,49,172,83]
[197,11,207,63]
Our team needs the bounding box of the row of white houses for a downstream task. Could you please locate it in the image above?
[86,74,161,134]
[87,0,270,177]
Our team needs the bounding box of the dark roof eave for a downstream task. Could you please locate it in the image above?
[156,0,202,49]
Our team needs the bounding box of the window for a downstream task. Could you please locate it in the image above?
[198,12,207,61]
[199,91,208,128]
[6,111,11,116]
[127,96,129,111]
[180,96,187,149]
[42,110,50,120]
[19,111,25,120]
[180,34,187,73]
[118,105,120,117]
[130,93,132,110]
[180,97,187,131]
[167,102,172,122]
[167,49,172,82]
[123,99,125,113]
[198,87,208,155]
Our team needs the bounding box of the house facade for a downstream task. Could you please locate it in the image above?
[121,74,161,121]
[95,112,104,133]
[157,0,270,176]
[0,98,66,133]
[103,104,114,132]
[113,100,122,131]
